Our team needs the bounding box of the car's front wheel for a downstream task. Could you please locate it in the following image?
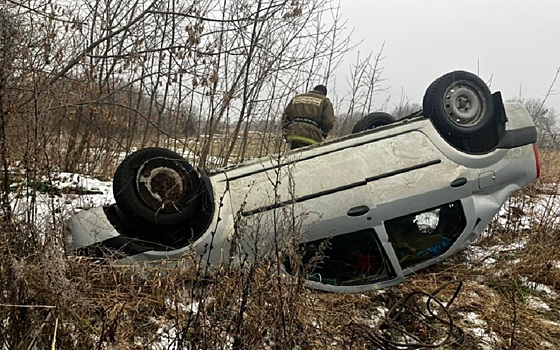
[113,147,201,225]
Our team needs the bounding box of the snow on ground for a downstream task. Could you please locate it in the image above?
[8,171,560,348]
[11,172,114,223]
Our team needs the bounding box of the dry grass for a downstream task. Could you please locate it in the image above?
[1,151,560,349]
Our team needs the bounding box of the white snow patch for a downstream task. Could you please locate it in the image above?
[522,277,557,295]
[526,296,550,311]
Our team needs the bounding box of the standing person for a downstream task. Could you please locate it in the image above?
[282,85,335,149]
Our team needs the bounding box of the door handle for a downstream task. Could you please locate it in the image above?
[451,177,467,187]
[347,205,370,217]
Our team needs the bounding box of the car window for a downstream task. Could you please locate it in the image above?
[285,229,396,286]
[385,200,466,269]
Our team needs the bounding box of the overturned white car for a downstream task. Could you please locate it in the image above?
[67,71,540,293]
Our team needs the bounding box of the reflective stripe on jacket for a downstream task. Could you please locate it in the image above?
[286,134,318,145]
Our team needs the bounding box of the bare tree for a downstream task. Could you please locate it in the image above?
[509,97,559,149]
[0,0,369,189]
[329,45,388,137]
[509,67,560,150]
[0,6,19,220]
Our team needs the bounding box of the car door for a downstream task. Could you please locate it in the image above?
[222,143,386,260]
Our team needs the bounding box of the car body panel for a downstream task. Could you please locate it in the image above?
[67,206,121,247]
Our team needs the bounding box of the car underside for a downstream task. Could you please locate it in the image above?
[67,70,540,293]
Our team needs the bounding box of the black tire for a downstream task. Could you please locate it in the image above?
[352,112,398,134]
[113,147,201,225]
[422,71,494,138]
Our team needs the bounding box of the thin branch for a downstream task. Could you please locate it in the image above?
[539,66,560,111]
[46,0,159,86]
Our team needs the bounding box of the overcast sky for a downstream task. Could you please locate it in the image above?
[337,0,560,113]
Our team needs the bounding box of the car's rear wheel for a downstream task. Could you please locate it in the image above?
[113,147,201,225]
[352,112,398,133]
[423,71,494,138]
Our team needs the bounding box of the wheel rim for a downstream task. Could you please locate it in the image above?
[443,81,486,127]
[136,158,189,213]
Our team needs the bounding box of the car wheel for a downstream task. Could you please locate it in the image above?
[423,71,494,138]
[352,112,398,133]
[113,147,201,225]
